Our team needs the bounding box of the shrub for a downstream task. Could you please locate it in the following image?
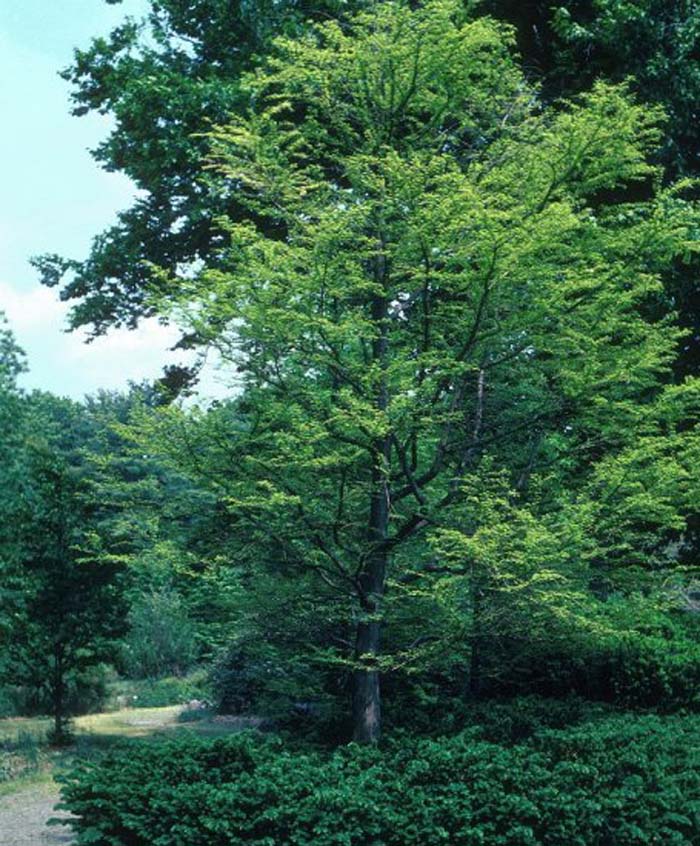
[108,672,210,709]
[61,711,700,846]
[0,731,41,783]
[122,589,198,679]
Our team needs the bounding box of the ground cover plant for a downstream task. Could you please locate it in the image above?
[59,707,700,846]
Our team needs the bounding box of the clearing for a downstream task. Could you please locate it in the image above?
[0,706,254,845]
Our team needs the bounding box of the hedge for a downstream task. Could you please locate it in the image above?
[59,712,700,845]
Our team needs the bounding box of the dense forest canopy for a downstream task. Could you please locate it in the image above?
[3,1,700,842]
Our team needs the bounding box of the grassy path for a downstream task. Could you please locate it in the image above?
[0,706,258,844]
[0,706,184,845]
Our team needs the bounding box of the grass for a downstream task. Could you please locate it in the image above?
[0,705,256,798]
[0,767,53,799]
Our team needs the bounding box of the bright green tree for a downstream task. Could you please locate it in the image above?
[142,0,700,741]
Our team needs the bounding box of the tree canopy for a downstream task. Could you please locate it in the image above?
[128,0,700,741]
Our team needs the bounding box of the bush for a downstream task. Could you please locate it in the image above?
[61,710,700,846]
[0,685,22,718]
[107,672,210,709]
[122,589,198,679]
[0,731,41,783]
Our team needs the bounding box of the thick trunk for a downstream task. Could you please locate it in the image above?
[353,284,390,743]
[352,618,382,743]
[352,468,389,743]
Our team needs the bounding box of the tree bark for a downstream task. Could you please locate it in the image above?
[352,616,383,743]
[52,644,67,743]
[352,283,390,744]
[352,450,390,742]
[469,572,483,698]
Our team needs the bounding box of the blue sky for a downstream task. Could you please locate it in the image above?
[0,0,224,400]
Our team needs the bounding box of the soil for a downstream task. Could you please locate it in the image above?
[0,782,75,845]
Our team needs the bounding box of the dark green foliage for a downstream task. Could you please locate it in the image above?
[61,711,700,845]
[209,644,270,716]
[1,393,128,741]
[9,665,110,719]
[485,0,700,376]
[34,0,366,337]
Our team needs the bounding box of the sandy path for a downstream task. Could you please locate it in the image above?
[0,782,75,845]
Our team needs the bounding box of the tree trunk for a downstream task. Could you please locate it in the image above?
[352,251,391,744]
[352,617,382,743]
[469,565,484,698]
[52,644,67,744]
[352,457,389,742]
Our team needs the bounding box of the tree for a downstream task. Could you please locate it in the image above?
[0,315,27,646]
[145,0,700,741]
[485,0,700,379]
[4,394,126,742]
[33,0,366,338]
[485,1,700,179]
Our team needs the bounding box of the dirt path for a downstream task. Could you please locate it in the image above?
[0,782,75,845]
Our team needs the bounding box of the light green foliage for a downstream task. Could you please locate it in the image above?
[551,0,700,176]
[147,0,700,734]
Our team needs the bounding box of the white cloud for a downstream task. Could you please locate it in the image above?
[1,281,68,333]
[0,281,231,402]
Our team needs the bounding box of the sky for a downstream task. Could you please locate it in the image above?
[0,0,225,401]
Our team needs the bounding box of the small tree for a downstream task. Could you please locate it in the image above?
[6,394,126,743]
[122,588,198,679]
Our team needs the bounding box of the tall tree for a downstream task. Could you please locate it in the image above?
[485,0,700,379]
[0,315,27,645]
[33,0,365,338]
[148,0,699,741]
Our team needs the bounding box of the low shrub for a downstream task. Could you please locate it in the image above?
[107,671,210,709]
[383,682,614,740]
[0,731,41,783]
[60,710,700,846]
[0,684,23,718]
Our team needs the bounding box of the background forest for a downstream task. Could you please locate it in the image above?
[3,0,700,843]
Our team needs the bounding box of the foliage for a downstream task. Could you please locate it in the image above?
[548,0,700,178]
[0,731,41,784]
[0,393,127,742]
[10,665,111,720]
[108,673,211,709]
[139,0,700,740]
[61,711,700,845]
[121,588,199,679]
[33,0,366,337]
